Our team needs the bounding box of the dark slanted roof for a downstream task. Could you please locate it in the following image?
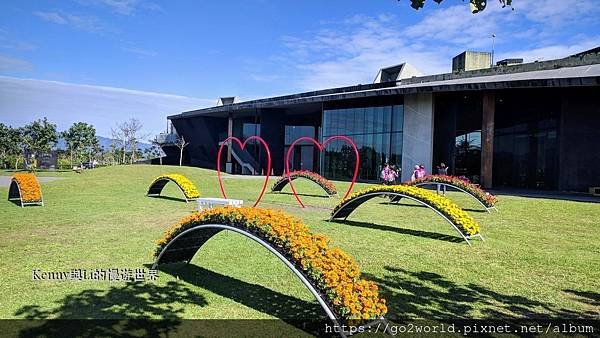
[169,53,600,120]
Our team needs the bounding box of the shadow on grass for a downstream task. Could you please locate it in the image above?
[147,195,189,203]
[329,219,464,243]
[491,189,600,204]
[158,264,326,332]
[8,198,22,207]
[13,281,206,337]
[270,191,331,199]
[382,200,487,213]
[364,266,600,322]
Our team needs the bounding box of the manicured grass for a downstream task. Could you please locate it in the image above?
[0,165,598,332]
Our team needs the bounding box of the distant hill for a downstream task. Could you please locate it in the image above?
[97,136,153,151]
[56,136,152,151]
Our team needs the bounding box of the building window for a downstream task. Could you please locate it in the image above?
[493,92,559,190]
[322,105,403,181]
[285,125,316,171]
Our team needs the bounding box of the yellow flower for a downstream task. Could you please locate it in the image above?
[150,173,200,199]
[333,184,480,236]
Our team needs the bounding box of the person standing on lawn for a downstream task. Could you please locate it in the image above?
[417,164,427,179]
[410,165,420,182]
[436,162,449,194]
[437,162,449,176]
[381,163,397,185]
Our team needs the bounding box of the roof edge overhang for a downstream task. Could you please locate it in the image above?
[168,60,600,120]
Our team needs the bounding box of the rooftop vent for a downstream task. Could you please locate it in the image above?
[452,51,492,72]
[373,63,423,84]
[217,96,239,106]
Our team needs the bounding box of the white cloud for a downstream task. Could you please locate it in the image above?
[33,11,67,24]
[495,39,600,63]
[403,4,510,49]
[0,76,213,137]
[122,46,157,57]
[279,15,452,91]
[34,11,110,33]
[523,0,598,25]
[0,30,37,51]
[276,2,599,91]
[0,41,37,51]
[0,54,32,72]
[74,0,162,15]
[248,73,280,82]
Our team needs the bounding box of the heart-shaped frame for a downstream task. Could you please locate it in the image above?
[284,136,359,208]
[217,136,271,207]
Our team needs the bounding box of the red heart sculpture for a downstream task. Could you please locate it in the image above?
[217,136,271,207]
[284,136,359,208]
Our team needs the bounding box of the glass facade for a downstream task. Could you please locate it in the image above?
[493,93,560,190]
[322,105,403,181]
[242,123,260,139]
[284,126,316,171]
[454,131,481,180]
[454,95,483,183]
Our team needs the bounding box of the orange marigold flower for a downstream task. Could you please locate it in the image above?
[153,206,387,322]
[12,173,43,203]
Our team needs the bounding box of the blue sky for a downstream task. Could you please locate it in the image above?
[1,0,598,137]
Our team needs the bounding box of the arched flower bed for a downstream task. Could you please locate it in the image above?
[404,175,497,211]
[272,170,337,196]
[9,173,43,207]
[147,174,200,202]
[153,207,387,326]
[331,185,482,245]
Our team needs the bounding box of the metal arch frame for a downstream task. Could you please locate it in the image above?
[8,178,44,208]
[152,223,342,328]
[330,192,484,246]
[413,181,493,213]
[216,135,272,208]
[146,177,196,203]
[271,174,337,197]
[284,136,359,208]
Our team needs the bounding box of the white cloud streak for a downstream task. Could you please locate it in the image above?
[0,76,213,137]
[74,0,162,15]
[0,54,32,72]
[34,11,110,33]
[122,46,157,57]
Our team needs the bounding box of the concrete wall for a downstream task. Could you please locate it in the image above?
[401,93,434,181]
[452,51,491,72]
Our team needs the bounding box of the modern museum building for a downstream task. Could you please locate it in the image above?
[158,48,600,192]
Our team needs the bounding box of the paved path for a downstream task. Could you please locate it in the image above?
[0,176,65,187]
[490,189,600,203]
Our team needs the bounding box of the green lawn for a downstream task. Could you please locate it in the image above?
[0,165,598,334]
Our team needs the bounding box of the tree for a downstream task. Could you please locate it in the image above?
[0,124,23,169]
[62,122,97,167]
[91,142,103,162]
[0,123,8,166]
[111,127,126,164]
[22,117,58,169]
[114,119,146,164]
[175,136,189,166]
[407,0,513,13]
[125,119,143,164]
[149,136,166,165]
